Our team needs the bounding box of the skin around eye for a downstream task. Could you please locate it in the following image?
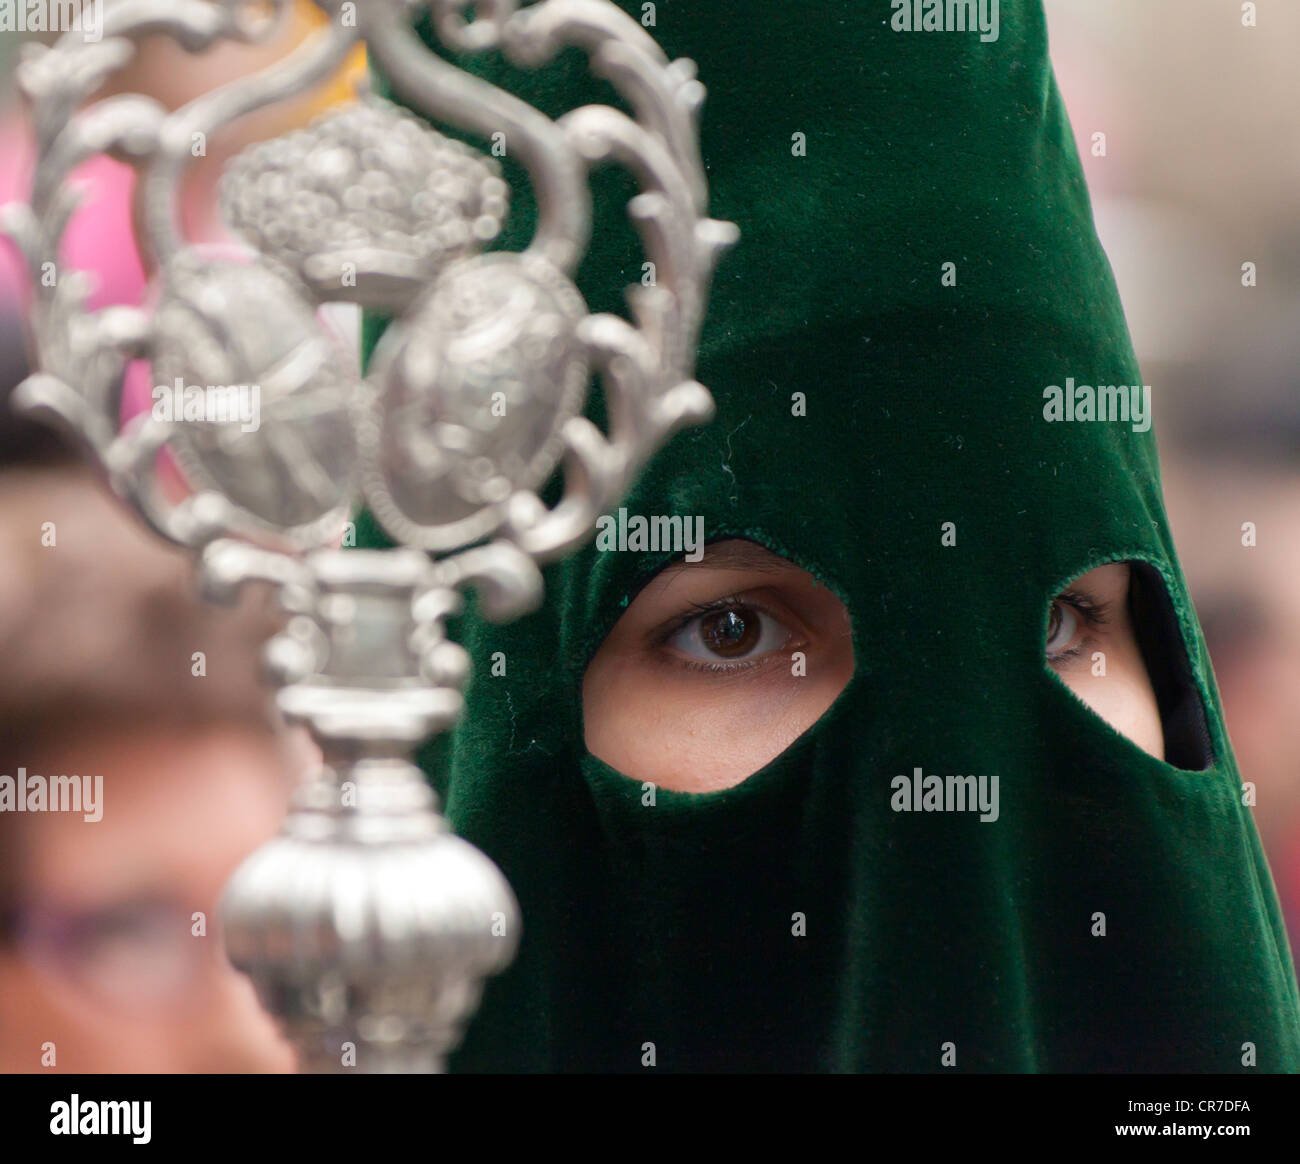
[582,540,854,792]
[582,548,1167,793]
[1044,563,1165,761]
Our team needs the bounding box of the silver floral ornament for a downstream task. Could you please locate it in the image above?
[221,98,510,309]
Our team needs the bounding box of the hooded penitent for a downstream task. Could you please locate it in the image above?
[357,2,1300,1071]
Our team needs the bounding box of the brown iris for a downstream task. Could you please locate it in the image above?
[700,604,761,658]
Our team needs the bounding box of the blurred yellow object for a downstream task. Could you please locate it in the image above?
[298,0,368,116]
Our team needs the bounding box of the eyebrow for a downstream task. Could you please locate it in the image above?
[656,539,791,575]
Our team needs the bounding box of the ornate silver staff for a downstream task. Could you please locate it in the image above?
[4,0,736,1073]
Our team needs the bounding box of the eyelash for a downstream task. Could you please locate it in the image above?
[1050,590,1112,662]
[654,595,793,674]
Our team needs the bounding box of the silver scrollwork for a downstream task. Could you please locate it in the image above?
[4,0,737,1074]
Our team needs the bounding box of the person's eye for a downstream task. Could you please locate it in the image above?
[663,600,794,671]
[70,903,181,955]
[1045,600,1080,659]
[1045,591,1109,664]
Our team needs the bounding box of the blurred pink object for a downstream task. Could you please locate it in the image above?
[1,117,244,446]
[1,118,147,313]
[3,117,152,428]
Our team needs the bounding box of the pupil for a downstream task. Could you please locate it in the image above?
[702,606,759,657]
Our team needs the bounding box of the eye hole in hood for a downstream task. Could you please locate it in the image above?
[1043,559,1214,771]
[1127,561,1215,771]
[581,538,854,792]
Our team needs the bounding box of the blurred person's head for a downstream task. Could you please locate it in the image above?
[0,465,299,1073]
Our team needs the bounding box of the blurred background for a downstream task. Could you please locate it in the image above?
[0,1,1296,1070]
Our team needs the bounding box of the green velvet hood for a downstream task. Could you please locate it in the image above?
[357,1,1300,1071]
